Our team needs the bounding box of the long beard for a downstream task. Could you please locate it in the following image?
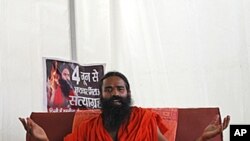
[100,95,132,132]
[59,78,72,97]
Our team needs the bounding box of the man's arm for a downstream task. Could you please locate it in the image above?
[19,117,49,141]
[195,115,230,141]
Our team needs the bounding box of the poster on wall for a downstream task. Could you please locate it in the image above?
[43,57,105,112]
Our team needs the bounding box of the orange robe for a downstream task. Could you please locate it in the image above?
[64,107,168,141]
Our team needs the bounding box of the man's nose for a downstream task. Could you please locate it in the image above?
[112,89,119,96]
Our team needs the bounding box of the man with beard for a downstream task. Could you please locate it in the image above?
[20,71,230,141]
[48,64,76,109]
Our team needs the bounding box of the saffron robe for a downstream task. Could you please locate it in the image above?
[64,107,168,141]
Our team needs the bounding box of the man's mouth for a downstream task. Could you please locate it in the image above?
[112,99,122,105]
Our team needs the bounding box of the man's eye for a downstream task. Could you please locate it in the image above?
[118,87,125,91]
[105,88,112,92]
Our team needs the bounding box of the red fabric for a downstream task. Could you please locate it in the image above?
[150,108,178,141]
[53,86,64,106]
[64,107,169,141]
[52,86,75,107]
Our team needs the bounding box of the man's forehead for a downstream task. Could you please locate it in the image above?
[102,76,126,86]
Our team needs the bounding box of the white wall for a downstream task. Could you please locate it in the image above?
[0,0,71,140]
[0,0,250,140]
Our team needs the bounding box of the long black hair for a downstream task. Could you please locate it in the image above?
[99,71,132,132]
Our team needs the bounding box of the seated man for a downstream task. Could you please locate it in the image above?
[20,71,230,141]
